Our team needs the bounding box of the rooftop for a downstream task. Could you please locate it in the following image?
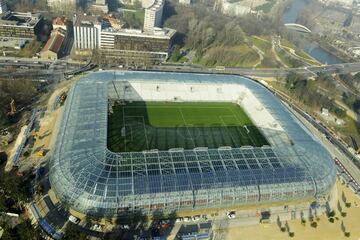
[42,31,64,54]
[142,0,164,10]
[52,16,66,26]
[49,71,336,216]
[101,26,176,39]
[73,15,100,27]
[0,12,42,27]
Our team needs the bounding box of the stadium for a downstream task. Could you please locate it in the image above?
[49,71,336,218]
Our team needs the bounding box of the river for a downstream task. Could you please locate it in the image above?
[281,0,343,64]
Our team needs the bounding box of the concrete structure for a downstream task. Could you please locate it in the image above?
[73,15,101,49]
[50,71,336,218]
[143,0,164,32]
[321,107,329,117]
[89,0,109,13]
[179,0,191,5]
[47,0,76,13]
[0,0,7,14]
[40,29,65,60]
[52,17,67,31]
[284,23,312,34]
[215,0,252,16]
[0,12,43,39]
[99,27,175,64]
[318,0,354,8]
[72,14,175,64]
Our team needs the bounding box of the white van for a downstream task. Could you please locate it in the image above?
[68,215,80,224]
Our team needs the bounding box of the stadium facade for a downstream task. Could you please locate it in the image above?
[49,71,336,217]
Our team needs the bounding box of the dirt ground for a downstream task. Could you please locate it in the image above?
[15,76,81,173]
[224,180,360,240]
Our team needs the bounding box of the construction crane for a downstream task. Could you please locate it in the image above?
[7,98,16,116]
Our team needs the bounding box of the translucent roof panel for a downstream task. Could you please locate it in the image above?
[49,71,336,216]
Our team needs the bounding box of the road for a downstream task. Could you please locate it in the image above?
[268,87,360,185]
[147,62,360,78]
[2,56,360,80]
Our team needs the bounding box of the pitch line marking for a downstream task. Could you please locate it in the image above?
[228,107,257,146]
[178,108,196,147]
[219,116,238,147]
[122,106,127,151]
[123,114,149,150]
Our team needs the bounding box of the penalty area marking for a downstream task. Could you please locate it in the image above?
[228,107,257,146]
[123,114,149,150]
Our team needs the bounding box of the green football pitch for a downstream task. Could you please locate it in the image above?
[107,101,268,152]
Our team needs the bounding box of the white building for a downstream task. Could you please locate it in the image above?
[321,107,329,117]
[179,0,191,5]
[73,15,101,49]
[220,0,251,16]
[318,0,354,8]
[143,0,164,32]
[47,0,77,13]
[89,0,108,13]
[0,0,7,14]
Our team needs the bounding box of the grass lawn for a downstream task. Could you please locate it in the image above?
[108,101,268,152]
[1,40,43,58]
[250,36,272,54]
[280,38,320,65]
[197,45,259,67]
[277,49,304,68]
[334,116,360,147]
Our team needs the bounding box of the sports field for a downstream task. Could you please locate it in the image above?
[107,101,268,152]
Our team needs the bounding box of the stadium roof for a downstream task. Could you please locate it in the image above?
[49,71,336,216]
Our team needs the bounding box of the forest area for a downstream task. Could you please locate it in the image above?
[163,1,283,67]
[0,79,37,127]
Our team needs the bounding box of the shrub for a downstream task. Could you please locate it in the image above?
[311,222,318,228]
[341,212,347,217]
[280,227,286,232]
[329,218,334,223]
[345,232,351,237]
[328,211,335,217]
[289,232,295,237]
[345,202,351,208]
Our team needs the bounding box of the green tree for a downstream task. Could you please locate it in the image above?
[62,224,87,240]
[170,45,182,62]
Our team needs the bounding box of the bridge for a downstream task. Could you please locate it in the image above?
[284,23,312,33]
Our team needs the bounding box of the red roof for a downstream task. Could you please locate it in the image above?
[53,17,67,26]
[42,33,64,54]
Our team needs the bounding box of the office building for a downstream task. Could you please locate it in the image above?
[73,15,101,49]
[0,0,7,14]
[143,0,164,32]
[0,12,43,39]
